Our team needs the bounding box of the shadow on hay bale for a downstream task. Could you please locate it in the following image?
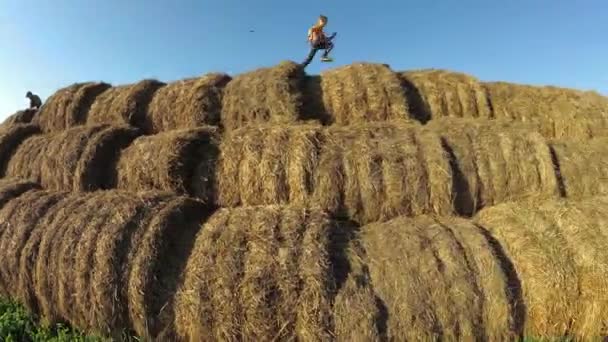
[87,79,166,130]
[146,73,231,133]
[5,124,141,191]
[34,82,111,132]
[475,196,608,340]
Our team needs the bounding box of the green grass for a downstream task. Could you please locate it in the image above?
[0,298,107,342]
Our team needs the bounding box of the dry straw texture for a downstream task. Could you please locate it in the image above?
[475,196,608,339]
[147,73,231,133]
[0,177,40,209]
[217,122,453,224]
[352,215,523,341]
[484,82,608,139]
[87,79,166,129]
[2,109,38,126]
[5,124,140,191]
[426,117,560,215]
[174,206,339,342]
[318,63,412,124]
[550,137,608,199]
[34,82,111,132]
[402,69,493,120]
[0,123,41,176]
[221,61,307,130]
[116,127,220,202]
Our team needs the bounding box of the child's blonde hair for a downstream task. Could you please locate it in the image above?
[318,15,328,25]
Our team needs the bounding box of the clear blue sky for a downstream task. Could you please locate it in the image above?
[1,0,607,119]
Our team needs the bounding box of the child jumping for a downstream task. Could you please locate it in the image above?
[301,15,336,67]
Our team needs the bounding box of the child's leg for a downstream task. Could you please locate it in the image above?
[322,41,334,58]
[302,47,319,67]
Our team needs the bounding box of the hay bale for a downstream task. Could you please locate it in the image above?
[320,63,411,124]
[147,73,232,133]
[128,197,210,340]
[217,123,452,224]
[354,215,523,341]
[220,61,308,130]
[174,206,337,341]
[0,177,40,208]
[34,82,111,132]
[0,123,41,176]
[116,127,219,201]
[475,197,608,339]
[484,82,608,139]
[87,79,166,129]
[426,118,560,214]
[401,69,493,121]
[2,109,38,126]
[550,137,608,199]
[0,190,65,301]
[5,124,141,191]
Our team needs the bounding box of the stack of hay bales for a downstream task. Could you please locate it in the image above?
[146,73,231,133]
[484,82,608,139]
[5,124,140,191]
[87,79,166,130]
[33,82,111,132]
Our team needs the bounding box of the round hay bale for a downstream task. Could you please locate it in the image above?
[0,190,65,301]
[217,123,324,207]
[426,118,560,214]
[174,206,337,342]
[550,137,608,199]
[33,193,97,325]
[5,124,140,191]
[116,127,219,201]
[355,215,522,340]
[0,123,41,176]
[128,197,210,340]
[87,79,166,129]
[220,61,308,130]
[401,69,493,121]
[320,63,411,125]
[34,82,111,132]
[85,191,174,336]
[474,199,593,338]
[147,73,232,133]
[2,109,38,126]
[484,82,608,139]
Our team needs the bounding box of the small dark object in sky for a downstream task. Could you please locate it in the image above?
[249,30,255,32]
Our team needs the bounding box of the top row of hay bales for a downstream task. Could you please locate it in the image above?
[22,62,608,139]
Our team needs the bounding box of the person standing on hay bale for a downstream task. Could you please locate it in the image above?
[301,15,336,67]
[25,91,42,110]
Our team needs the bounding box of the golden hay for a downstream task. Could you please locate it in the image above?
[127,197,211,340]
[550,137,608,199]
[318,63,412,125]
[116,127,219,201]
[0,123,41,176]
[5,124,141,191]
[217,122,452,224]
[475,196,608,339]
[0,190,65,301]
[1,109,38,126]
[220,61,308,130]
[146,73,232,133]
[174,206,336,342]
[401,69,493,121]
[34,82,111,132]
[425,117,560,215]
[87,79,166,129]
[353,215,523,341]
[484,81,608,139]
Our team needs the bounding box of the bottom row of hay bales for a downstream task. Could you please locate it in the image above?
[0,178,607,340]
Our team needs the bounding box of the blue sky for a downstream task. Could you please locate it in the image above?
[1,0,606,119]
